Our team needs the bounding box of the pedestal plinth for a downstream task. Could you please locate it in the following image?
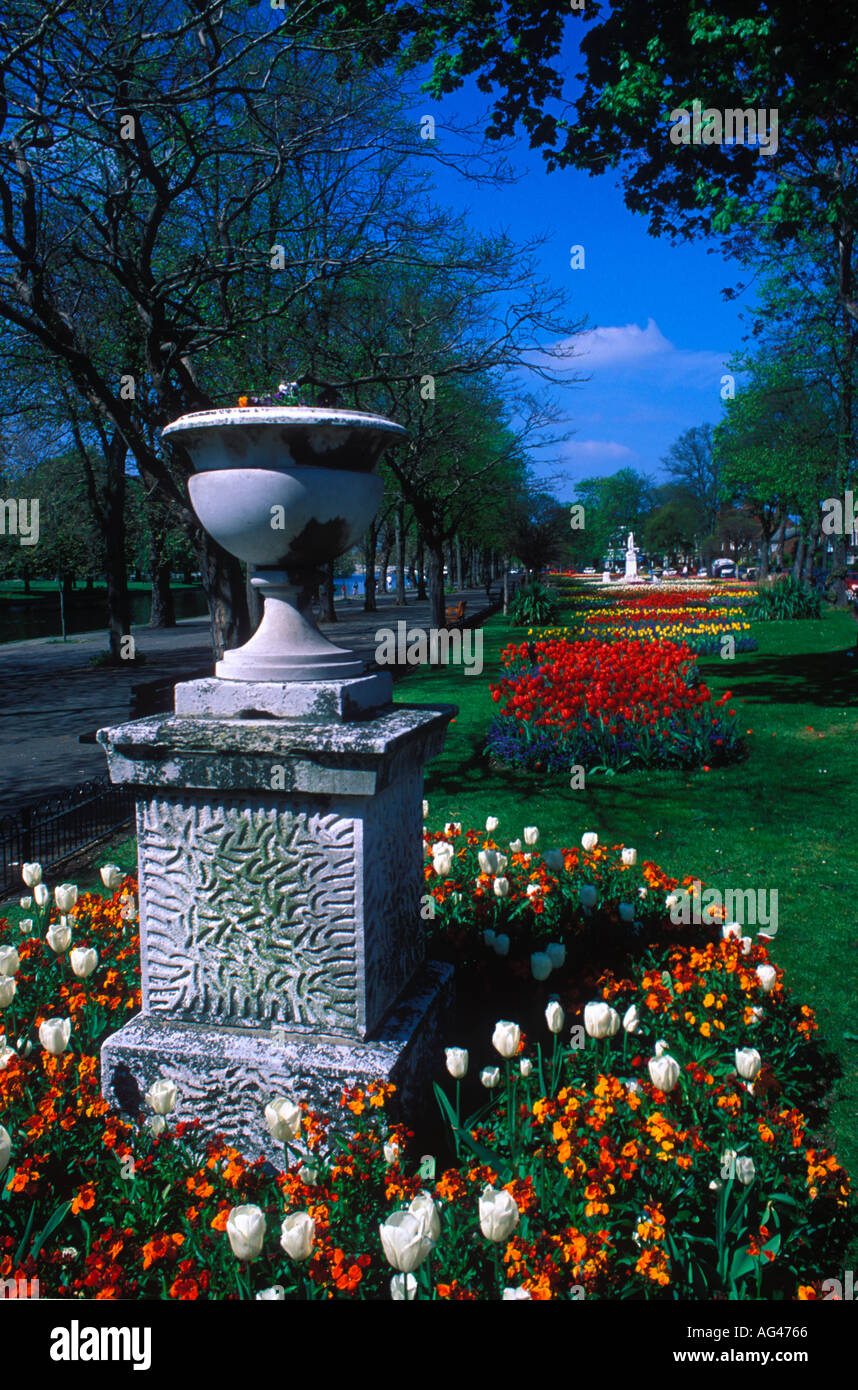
[97,688,456,1162]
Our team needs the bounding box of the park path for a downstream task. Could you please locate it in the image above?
[0,585,495,817]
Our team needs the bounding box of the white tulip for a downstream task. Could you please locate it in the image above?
[654,1039,670,1057]
[478,849,498,875]
[508,839,523,854]
[33,884,48,908]
[545,1000,565,1034]
[39,1017,71,1056]
[54,884,78,914]
[740,936,753,955]
[502,1286,532,1300]
[478,1186,520,1243]
[0,946,19,977]
[531,951,552,981]
[265,1097,302,1142]
[256,1286,286,1300]
[432,840,454,860]
[383,1139,401,1165]
[756,964,777,994]
[545,942,566,969]
[579,884,597,909]
[480,1066,501,1089]
[735,1048,761,1081]
[583,1002,620,1039]
[390,1272,418,1300]
[422,800,429,818]
[409,1191,441,1244]
[581,833,598,851]
[665,893,680,911]
[0,1039,15,1069]
[379,1211,435,1272]
[433,851,453,877]
[493,877,509,898]
[648,1054,680,1093]
[618,902,635,922]
[485,816,499,833]
[298,1164,318,1186]
[542,849,564,872]
[21,862,42,887]
[493,933,510,957]
[520,1057,533,1078]
[492,1021,521,1058]
[722,921,742,941]
[735,1156,756,1186]
[495,854,508,873]
[46,923,72,954]
[621,847,638,866]
[0,1124,10,1175]
[526,883,541,899]
[226,1204,266,1261]
[747,1006,764,1028]
[18,919,33,936]
[15,1037,32,1058]
[445,1047,469,1079]
[69,947,98,979]
[0,978,16,1008]
[523,826,539,845]
[280,1212,316,1261]
[19,897,32,911]
[146,1078,178,1115]
[100,864,123,891]
[623,1004,641,1034]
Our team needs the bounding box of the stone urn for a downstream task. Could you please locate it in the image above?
[163,406,405,682]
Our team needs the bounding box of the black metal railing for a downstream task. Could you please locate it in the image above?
[0,778,135,899]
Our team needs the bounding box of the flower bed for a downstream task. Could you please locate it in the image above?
[485,638,747,773]
[534,586,757,656]
[0,851,852,1300]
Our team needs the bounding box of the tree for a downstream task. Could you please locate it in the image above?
[573,468,655,570]
[661,425,721,535]
[0,1,512,655]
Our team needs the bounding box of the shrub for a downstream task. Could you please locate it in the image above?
[747,577,822,621]
[509,581,558,627]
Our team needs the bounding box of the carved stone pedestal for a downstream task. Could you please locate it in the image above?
[97,693,456,1160]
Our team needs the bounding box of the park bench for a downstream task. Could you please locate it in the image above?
[445,600,467,625]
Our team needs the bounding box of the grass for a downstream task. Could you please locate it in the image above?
[394,606,858,1225]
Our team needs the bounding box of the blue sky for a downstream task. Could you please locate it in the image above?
[411,54,750,503]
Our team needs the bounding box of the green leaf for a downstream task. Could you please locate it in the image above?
[30,1199,73,1260]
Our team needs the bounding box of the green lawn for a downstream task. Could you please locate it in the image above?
[395,607,858,1200]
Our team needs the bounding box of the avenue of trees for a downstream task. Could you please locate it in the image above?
[0,0,582,658]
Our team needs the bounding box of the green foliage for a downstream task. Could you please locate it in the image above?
[508,580,557,626]
[747,577,822,621]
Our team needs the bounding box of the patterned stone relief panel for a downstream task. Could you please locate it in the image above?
[362,767,425,1032]
[138,794,361,1033]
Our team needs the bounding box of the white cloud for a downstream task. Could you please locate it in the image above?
[562,439,636,464]
[536,318,728,381]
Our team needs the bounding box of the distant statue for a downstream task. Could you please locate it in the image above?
[624,531,639,582]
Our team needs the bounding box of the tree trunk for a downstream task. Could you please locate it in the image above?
[427,540,446,628]
[321,560,337,622]
[791,529,806,582]
[455,534,463,590]
[379,538,394,598]
[503,557,511,615]
[196,530,250,661]
[363,523,378,613]
[415,532,427,600]
[149,560,176,628]
[396,502,406,605]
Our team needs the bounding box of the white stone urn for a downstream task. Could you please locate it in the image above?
[163,406,405,681]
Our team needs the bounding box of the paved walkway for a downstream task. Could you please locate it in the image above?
[0,586,496,817]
